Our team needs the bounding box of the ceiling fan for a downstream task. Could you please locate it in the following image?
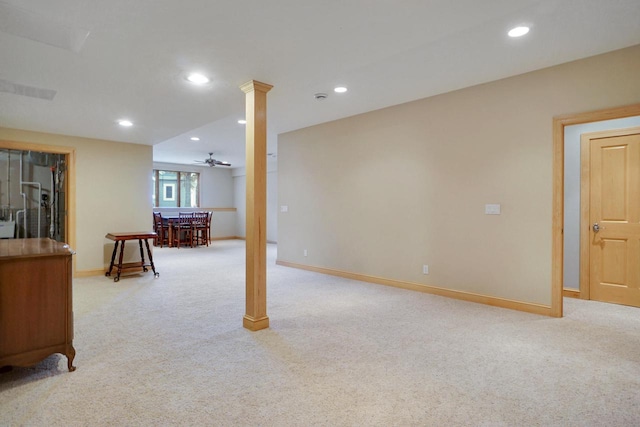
[194,152,231,167]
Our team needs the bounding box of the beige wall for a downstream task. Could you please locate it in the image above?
[0,127,153,272]
[232,165,279,243]
[278,44,640,307]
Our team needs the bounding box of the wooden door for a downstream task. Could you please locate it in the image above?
[585,127,640,307]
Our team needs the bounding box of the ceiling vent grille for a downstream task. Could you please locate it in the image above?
[0,78,57,101]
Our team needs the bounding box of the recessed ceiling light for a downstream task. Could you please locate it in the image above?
[508,26,530,38]
[186,73,210,84]
[238,119,247,124]
[334,86,348,93]
[190,136,200,141]
[118,119,133,127]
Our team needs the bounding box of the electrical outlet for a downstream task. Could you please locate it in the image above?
[423,265,429,275]
[304,249,308,257]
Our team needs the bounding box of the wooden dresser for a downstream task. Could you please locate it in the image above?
[0,238,76,371]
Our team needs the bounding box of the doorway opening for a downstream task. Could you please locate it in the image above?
[552,103,640,317]
[0,149,67,241]
[0,140,75,253]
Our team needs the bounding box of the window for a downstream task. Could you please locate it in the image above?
[163,183,175,201]
[153,170,200,207]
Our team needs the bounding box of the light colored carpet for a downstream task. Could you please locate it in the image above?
[1,240,639,426]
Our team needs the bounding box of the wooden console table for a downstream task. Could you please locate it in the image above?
[105,232,159,282]
[0,238,76,371]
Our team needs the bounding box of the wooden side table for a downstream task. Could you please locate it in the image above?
[105,232,159,282]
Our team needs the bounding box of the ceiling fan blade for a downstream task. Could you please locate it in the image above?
[214,161,231,166]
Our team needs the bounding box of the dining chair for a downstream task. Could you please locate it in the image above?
[191,211,210,247]
[205,211,212,244]
[152,212,169,247]
[171,212,194,248]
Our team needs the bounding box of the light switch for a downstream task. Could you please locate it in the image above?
[280,205,288,213]
[485,204,501,215]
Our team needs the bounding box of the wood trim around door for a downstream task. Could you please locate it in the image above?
[552,103,640,317]
[0,140,76,274]
[579,136,591,300]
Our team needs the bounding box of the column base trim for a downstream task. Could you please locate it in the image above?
[243,315,269,331]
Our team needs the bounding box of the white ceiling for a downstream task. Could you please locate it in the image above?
[1,0,639,168]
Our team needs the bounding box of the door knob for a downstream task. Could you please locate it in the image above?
[593,222,600,233]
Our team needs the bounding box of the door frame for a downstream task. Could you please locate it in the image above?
[552,103,640,317]
[0,140,76,267]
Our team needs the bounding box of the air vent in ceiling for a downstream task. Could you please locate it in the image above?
[0,78,57,101]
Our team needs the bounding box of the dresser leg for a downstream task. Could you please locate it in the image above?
[66,345,76,372]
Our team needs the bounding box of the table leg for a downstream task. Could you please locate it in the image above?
[115,240,126,282]
[105,241,119,277]
[144,238,159,277]
[138,239,148,272]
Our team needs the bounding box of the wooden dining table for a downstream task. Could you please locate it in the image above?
[157,214,207,248]
[154,211,211,247]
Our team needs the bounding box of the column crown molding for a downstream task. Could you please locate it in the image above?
[240,80,273,94]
